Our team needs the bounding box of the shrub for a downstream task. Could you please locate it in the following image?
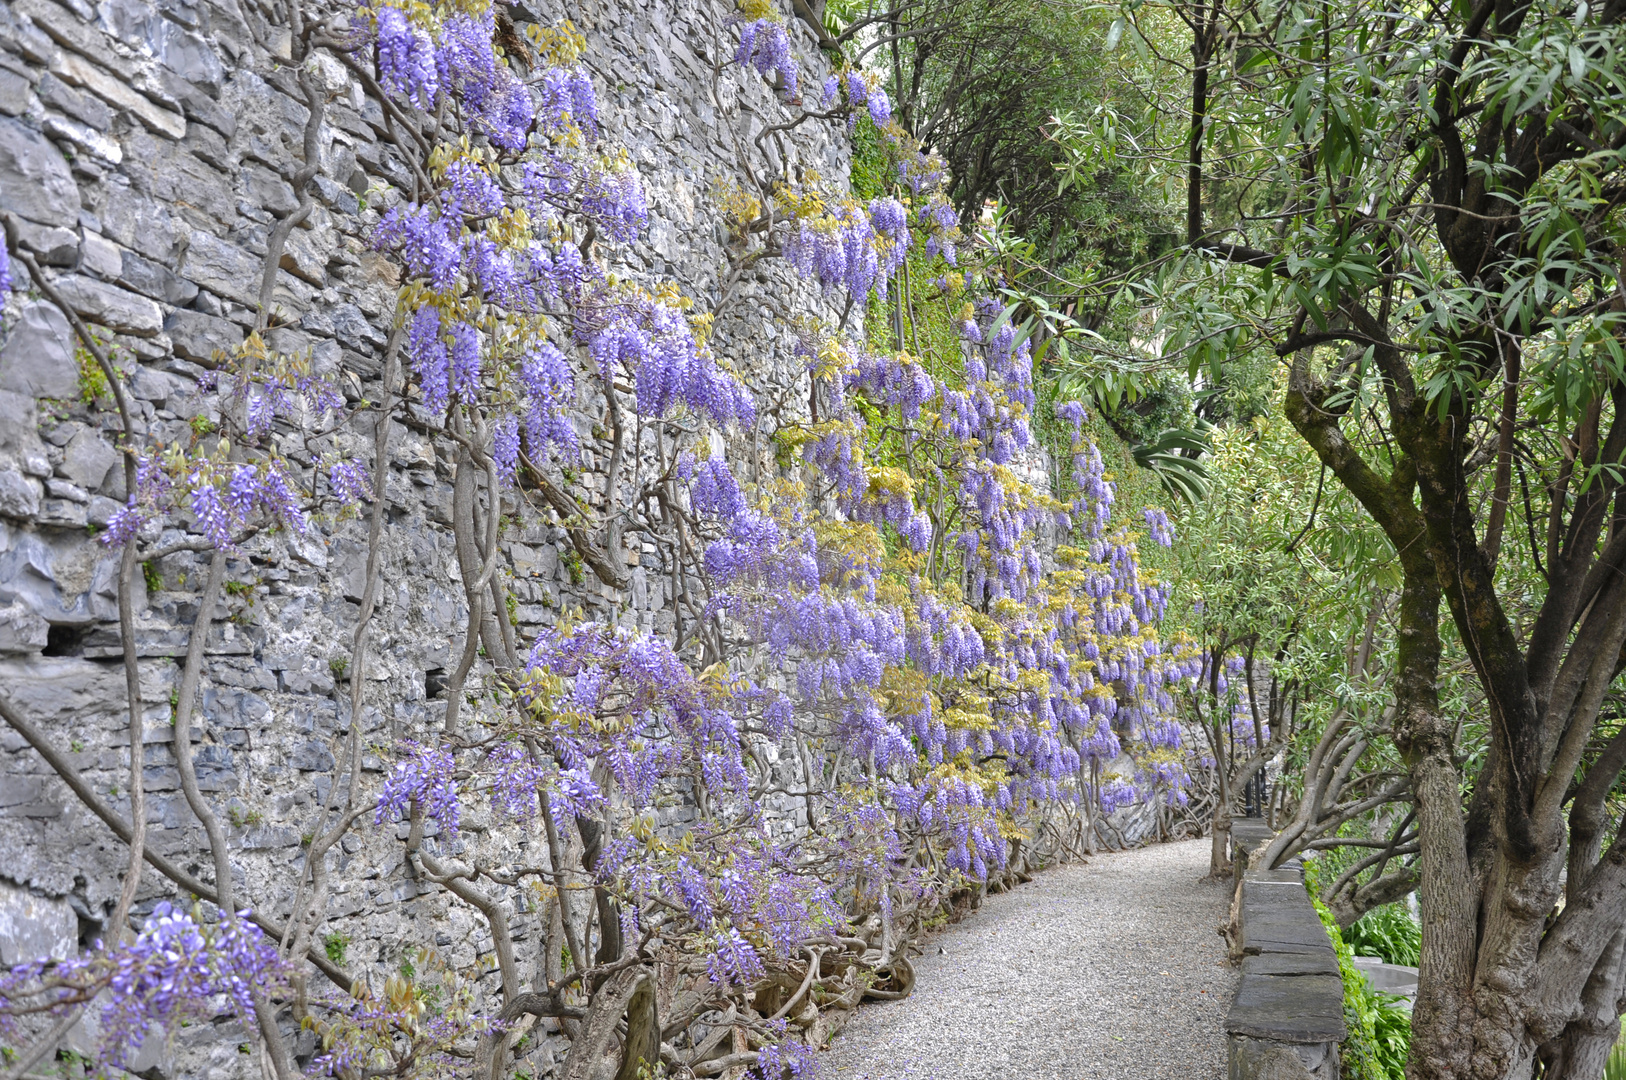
[1305,858,1411,1080]
[1345,904,1421,968]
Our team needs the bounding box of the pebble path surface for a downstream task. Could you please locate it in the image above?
[822,838,1237,1080]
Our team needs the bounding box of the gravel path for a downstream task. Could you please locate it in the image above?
[822,838,1236,1080]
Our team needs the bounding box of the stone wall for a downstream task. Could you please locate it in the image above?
[1224,819,1346,1080]
[0,0,848,1073]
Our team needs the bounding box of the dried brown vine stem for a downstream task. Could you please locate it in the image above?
[0,242,144,856]
[517,448,630,589]
[257,64,326,320]
[165,552,295,1080]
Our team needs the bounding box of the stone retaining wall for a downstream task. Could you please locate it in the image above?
[1225,818,1346,1080]
[0,0,847,1073]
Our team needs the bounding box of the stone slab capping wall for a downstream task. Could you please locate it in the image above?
[0,0,851,1073]
[1225,818,1347,1080]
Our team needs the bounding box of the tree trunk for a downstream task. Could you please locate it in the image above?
[1536,930,1625,1080]
[1210,808,1231,877]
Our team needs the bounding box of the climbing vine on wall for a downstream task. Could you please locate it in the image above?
[0,1,1202,1077]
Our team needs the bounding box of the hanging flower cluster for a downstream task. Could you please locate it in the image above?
[0,903,286,1071]
[350,11,1199,1070]
[368,10,752,451]
[734,17,798,101]
[99,337,360,550]
[762,51,961,302]
[372,1,542,149]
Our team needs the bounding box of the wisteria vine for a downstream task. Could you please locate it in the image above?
[0,2,1205,1078]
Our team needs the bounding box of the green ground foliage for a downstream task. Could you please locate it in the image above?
[1305,858,1412,1080]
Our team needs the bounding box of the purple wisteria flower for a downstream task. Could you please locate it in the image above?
[373,5,438,106]
[376,743,461,838]
[706,926,766,986]
[0,902,286,1071]
[329,460,373,506]
[734,18,798,101]
[0,241,11,317]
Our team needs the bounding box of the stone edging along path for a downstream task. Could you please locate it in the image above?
[822,838,1237,1080]
[1224,819,1348,1080]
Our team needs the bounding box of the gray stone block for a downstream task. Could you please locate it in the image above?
[99,184,179,262]
[40,497,91,528]
[153,17,223,92]
[0,600,50,654]
[58,427,118,490]
[43,112,122,166]
[95,0,159,51]
[0,116,79,226]
[0,468,42,519]
[0,654,134,729]
[79,229,121,277]
[13,219,80,264]
[0,879,77,967]
[1242,948,1339,978]
[0,299,77,399]
[247,164,297,214]
[1229,1035,1339,1080]
[46,479,87,503]
[86,494,121,527]
[180,227,261,306]
[183,118,232,170]
[0,528,120,624]
[290,739,335,771]
[37,71,110,131]
[119,247,199,306]
[1241,878,1334,956]
[1226,973,1346,1043]
[165,307,243,364]
[0,390,52,478]
[49,273,164,336]
[127,363,187,404]
[0,70,32,118]
[166,69,237,138]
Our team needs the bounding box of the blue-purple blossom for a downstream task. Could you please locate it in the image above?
[493,414,520,485]
[537,66,600,141]
[706,926,766,986]
[867,88,893,126]
[376,743,461,838]
[689,456,748,519]
[582,164,649,242]
[374,5,438,106]
[332,1,1210,1042]
[447,320,481,398]
[734,18,798,101]
[329,460,373,506]
[0,903,286,1071]
[407,306,451,412]
[98,415,314,554]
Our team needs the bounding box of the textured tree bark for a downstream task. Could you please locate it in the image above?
[1536,930,1625,1080]
[562,969,657,1080]
[1284,349,1482,1080]
[613,973,661,1080]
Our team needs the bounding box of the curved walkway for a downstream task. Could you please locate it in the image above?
[823,838,1236,1080]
